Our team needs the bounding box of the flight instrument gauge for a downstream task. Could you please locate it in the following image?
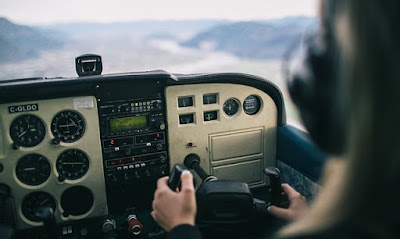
[22,191,56,222]
[223,98,240,116]
[61,186,94,216]
[243,95,261,115]
[16,154,51,186]
[51,110,85,143]
[56,149,89,180]
[9,115,46,147]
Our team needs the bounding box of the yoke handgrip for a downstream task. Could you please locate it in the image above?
[168,164,187,191]
[264,167,282,206]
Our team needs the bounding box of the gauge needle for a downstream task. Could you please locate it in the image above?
[70,118,77,126]
[23,167,36,171]
[40,198,49,206]
[59,124,75,128]
[62,162,84,165]
[18,131,27,138]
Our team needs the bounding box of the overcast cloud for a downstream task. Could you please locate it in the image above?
[0,0,317,25]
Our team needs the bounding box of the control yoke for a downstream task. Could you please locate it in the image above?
[168,154,283,225]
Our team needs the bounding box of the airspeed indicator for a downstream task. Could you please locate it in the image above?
[9,114,46,147]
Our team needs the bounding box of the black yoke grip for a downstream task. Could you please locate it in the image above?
[264,167,282,206]
[168,164,187,191]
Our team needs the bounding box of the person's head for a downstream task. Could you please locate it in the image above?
[282,0,400,237]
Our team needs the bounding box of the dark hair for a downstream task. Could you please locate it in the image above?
[280,1,400,238]
[342,0,400,237]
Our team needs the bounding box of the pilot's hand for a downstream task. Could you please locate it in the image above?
[151,170,196,231]
[267,183,308,222]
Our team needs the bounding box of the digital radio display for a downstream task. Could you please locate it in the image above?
[109,115,147,132]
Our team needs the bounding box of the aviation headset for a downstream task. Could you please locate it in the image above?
[284,0,347,155]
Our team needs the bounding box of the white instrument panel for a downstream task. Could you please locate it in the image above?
[0,96,107,229]
[166,83,277,188]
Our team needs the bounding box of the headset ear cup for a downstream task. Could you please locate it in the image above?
[287,49,315,111]
[286,42,319,130]
[286,38,344,155]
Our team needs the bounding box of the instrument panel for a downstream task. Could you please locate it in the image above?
[0,96,107,229]
[0,72,285,238]
[166,84,277,188]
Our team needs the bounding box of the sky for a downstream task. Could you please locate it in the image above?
[0,0,318,25]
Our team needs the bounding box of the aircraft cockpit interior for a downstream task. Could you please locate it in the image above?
[0,54,326,239]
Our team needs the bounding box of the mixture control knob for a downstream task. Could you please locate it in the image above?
[102,219,116,233]
[127,215,143,236]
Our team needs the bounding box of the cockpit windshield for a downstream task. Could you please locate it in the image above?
[0,0,317,122]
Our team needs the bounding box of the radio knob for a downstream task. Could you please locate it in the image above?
[102,219,116,233]
[152,121,165,131]
[159,155,166,163]
[152,100,162,108]
[145,170,151,177]
[124,147,132,155]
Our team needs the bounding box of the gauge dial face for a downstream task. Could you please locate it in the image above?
[16,154,51,186]
[179,114,194,124]
[22,192,56,222]
[9,115,46,147]
[223,98,240,116]
[51,111,85,143]
[178,96,194,108]
[203,94,218,105]
[56,149,89,180]
[61,186,94,216]
[243,95,261,115]
[204,111,218,121]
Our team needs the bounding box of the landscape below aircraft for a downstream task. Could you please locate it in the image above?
[0,54,326,239]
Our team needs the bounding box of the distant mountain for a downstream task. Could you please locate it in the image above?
[259,16,317,27]
[181,17,317,59]
[0,16,316,64]
[0,17,63,63]
[41,20,231,40]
